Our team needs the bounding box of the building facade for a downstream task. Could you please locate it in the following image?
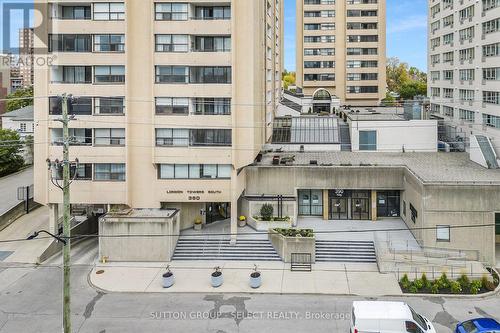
[19,28,35,88]
[296,0,387,106]
[428,0,500,154]
[34,0,283,237]
[0,56,10,115]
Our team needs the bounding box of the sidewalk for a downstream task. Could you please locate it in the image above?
[90,261,402,296]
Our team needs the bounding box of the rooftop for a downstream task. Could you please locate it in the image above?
[0,105,33,121]
[255,151,500,184]
[344,106,406,121]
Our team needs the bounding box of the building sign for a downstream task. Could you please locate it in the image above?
[166,190,224,201]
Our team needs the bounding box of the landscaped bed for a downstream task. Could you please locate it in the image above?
[399,268,499,295]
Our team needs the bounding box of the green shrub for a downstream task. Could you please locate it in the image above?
[469,280,482,294]
[408,284,418,293]
[260,204,274,221]
[457,274,470,291]
[413,279,424,290]
[436,273,450,289]
[421,273,431,289]
[430,282,440,294]
[273,228,314,237]
[400,274,411,290]
[450,281,462,294]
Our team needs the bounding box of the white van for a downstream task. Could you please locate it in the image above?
[350,301,436,333]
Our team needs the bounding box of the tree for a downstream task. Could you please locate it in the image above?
[381,93,396,106]
[386,57,427,100]
[282,71,296,90]
[6,86,33,112]
[0,129,25,177]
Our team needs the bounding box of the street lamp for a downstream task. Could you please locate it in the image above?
[27,230,67,245]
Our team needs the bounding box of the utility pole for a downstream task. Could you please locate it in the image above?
[61,93,71,333]
[45,94,76,333]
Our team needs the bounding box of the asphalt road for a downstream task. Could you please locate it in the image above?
[0,239,498,333]
[0,167,33,216]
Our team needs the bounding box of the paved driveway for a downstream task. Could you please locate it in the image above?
[0,167,33,216]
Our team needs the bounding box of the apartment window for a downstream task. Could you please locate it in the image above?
[190,129,232,146]
[483,113,500,128]
[347,22,377,30]
[347,86,378,93]
[94,164,126,181]
[483,42,500,57]
[459,89,474,101]
[155,98,189,115]
[304,73,335,81]
[154,3,187,20]
[94,97,125,115]
[443,14,454,27]
[304,35,335,43]
[347,10,377,17]
[459,48,475,61]
[93,3,125,21]
[194,6,231,20]
[346,60,377,68]
[49,96,92,115]
[459,69,475,81]
[443,33,454,45]
[59,6,91,20]
[483,0,500,11]
[94,128,125,146]
[94,34,125,52]
[348,35,378,43]
[51,128,92,146]
[48,34,91,52]
[443,105,454,117]
[483,91,500,104]
[193,98,231,115]
[436,225,451,242]
[155,35,188,52]
[443,88,453,98]
[459,27,474,41]
[483,18,500,34]
[304,48,335,56]
[430,54,440,65]
[347,48,377,55]
[347,73,378,81]
[19,123,27,132]
[430,104,441,113]
[431,87,441,97]
[57,66,92,84]
[155,66,188,83]
[431,20,441,32]
[430,71,440,81]
[459,109,475,122]
[459,5,474,21]
[94,66,125,84]
[158,164,231,179]
[193,36,231,52]
[410,203,418,223]
[443,51,454,63]
[431,37,440,49]
[483,67,500,80]
[304,61,335,68]
[190,67,232,84]
[55,164,92,181]
[156,129,190,146]
[431,4,440,17]
[443,70,453,80]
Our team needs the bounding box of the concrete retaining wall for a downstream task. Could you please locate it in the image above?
[0,199,41,232]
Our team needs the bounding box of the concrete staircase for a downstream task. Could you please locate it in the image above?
[172,237,281,261]
[315,240,377,263]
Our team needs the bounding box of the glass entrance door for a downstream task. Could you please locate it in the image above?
[351,198,370,220]
[206,202,230,224]
[329,198,348,220]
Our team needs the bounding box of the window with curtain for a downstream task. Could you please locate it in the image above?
[94,164,126,181]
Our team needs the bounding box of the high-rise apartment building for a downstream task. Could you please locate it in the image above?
[428,0,500,154]
[0,55,11,115]
[34,0,283,235]
[296,0,386,106]
[19,28,34,87]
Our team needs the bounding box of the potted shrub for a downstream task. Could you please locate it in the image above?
[260,203,274,221]
[211,266,223,288]
[238,215,247,227]
[162,265,174,288]
[249,264,262,289]
[194,217,202,230]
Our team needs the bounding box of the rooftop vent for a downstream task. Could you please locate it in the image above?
[310,160,318,165]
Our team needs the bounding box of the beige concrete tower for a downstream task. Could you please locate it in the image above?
[296,0,386,105]
[33,0,283,234]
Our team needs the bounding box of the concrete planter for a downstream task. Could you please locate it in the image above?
[249,272,262,288]
[269,229,316,263]
[194,223,202,230]
[162,272,174,288]
[211,272,223,287]
[247,216,293,231]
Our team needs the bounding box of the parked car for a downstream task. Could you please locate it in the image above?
[350,301,436,333]
[455,318,500,333]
